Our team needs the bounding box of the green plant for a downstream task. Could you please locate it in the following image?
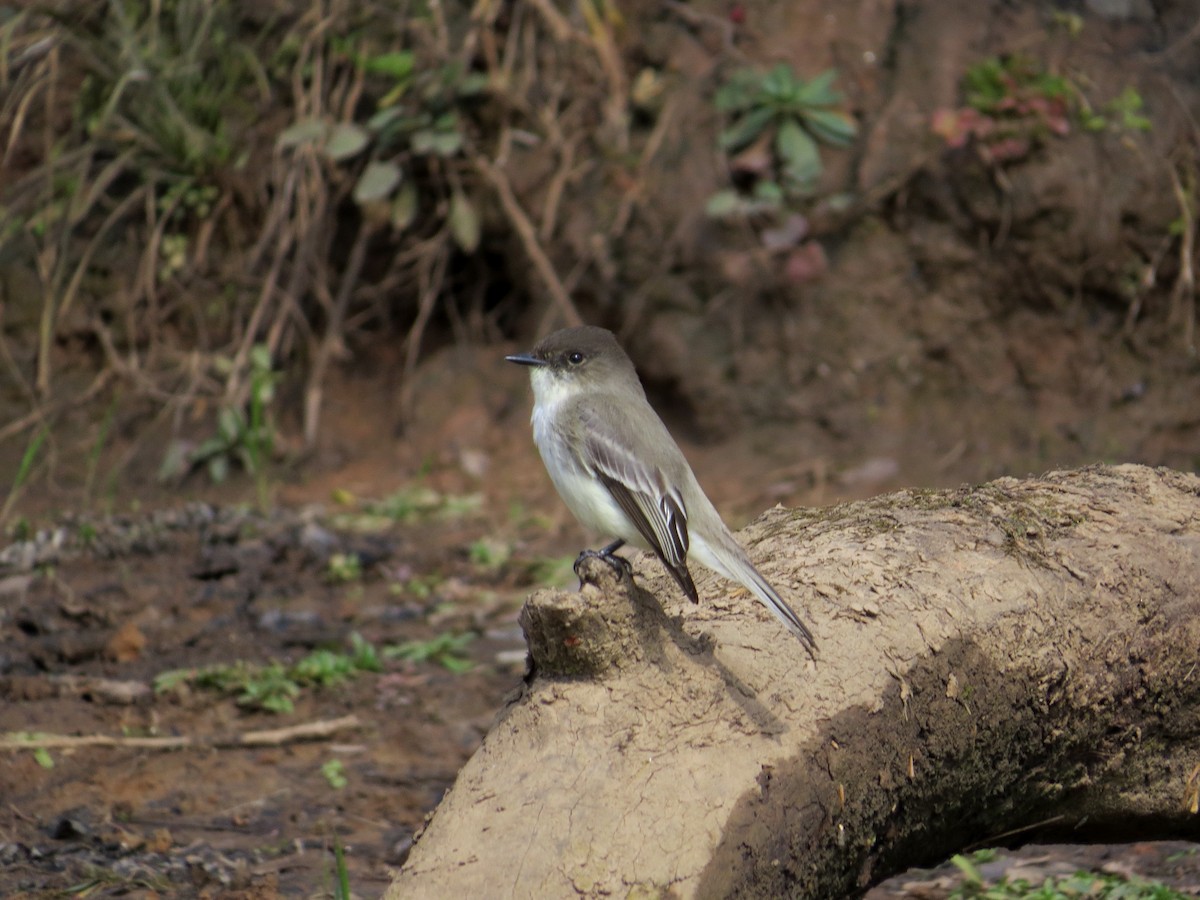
[468,537,511,569]
[231,662,300,713]
[320,759,348,789]
[331,832,352,900]
[385,632,475,673]
[948,852,1191,899]
[389,573,444,600]
[0,424,48,527]
[83,394,120,511]
[277,49,488,251]
[0,0,267,404]
[331,486,483,532]
[65,866,173,896]
[932,55,1071,164]
[1079,86,1152,134]
[709,64,856,213]
[154,633,383,714]
[932,55,1151,164]
[327,552,364,583]
[158,344,278,496]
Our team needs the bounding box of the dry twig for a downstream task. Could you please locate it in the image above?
[476,155,583,327]
[0,714,363,751]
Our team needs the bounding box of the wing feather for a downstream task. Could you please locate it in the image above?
[579,411,699,602]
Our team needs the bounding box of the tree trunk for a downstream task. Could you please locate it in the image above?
[386,464,1200,898]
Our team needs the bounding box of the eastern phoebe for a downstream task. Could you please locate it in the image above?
[507,325,816,653]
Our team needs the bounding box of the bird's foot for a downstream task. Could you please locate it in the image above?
[573,539,631,582]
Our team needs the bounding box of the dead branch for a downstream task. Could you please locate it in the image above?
[0,714,363,751]
[476,155,583,328]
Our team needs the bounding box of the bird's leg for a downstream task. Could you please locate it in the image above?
[574,538,632,580]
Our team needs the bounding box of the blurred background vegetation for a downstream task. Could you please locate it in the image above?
[1,0,1197,515]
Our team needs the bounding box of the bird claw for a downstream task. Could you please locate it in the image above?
[574,547,633,582]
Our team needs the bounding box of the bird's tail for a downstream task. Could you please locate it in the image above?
[742,561,817,655]
[693,534,817,656]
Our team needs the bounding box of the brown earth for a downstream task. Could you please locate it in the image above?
[2,0,1200,897]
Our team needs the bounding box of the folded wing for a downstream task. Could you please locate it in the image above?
[580,415,699,603]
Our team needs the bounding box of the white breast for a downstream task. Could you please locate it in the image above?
[529,370,643,544]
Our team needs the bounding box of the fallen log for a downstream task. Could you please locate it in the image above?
[387,464,1200,898]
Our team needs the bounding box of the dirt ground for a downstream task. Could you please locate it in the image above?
[2,0,1200,897]
[3,347,1200,898]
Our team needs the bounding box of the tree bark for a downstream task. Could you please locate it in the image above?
[386,464,1200,898]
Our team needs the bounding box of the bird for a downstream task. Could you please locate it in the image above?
[506,325,816,653]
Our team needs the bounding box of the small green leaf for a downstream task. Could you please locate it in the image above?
[776,118,822,185]
[158,440,190,482]
[449,190,481,253]
[438,656,474,674]
[705,189,743,218]
[249,344,272,371]
[719,105,775,151]
[277,118,327,150]
[1122,112,1152,132]
[800,107,857,146]
[364,50,415,80]
[207,454,229,484]
[217,406,243,441]
[714,69,764,112]
[752,180,784,204]
[33,747,54,769]
[411,128,463,157]
[949,853,984,887]
[259,693,295,714]
[192,436,228,461]
[391,181,419,230]
[321,758,348,789]
[353,160,403,204]
[456,72,490,96]
[794,69,840,107]
[324,122,370,161]
[760,63,798,104]
[367,106,405,133]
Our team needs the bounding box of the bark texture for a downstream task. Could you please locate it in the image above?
[387,465,1200,898]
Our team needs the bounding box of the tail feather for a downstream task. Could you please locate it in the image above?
[745,565,817,654]
[691,532,817,656]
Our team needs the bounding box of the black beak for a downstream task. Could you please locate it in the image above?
[505,352,546,367]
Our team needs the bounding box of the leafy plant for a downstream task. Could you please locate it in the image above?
[159,343,278,494]
[330,486,483,532]
[948,852,1191,899]
[1079,86,1152,134]
[277,50,489,251]
[385,632,475,673]
[155,633,383,714]
[932,55,1070,164]
[326,552,364,583]
[0,0,267,404]
[390,573,444,600]
[468,537,511,569]
[331,832,352,900]
[320,759,348,790]
[932,55,1152,165]
[709,64,856,213]
[0,425,49,528]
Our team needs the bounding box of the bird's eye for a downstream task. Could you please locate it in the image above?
[567,351,584,365]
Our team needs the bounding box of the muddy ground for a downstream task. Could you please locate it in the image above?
[3,348,1200,898]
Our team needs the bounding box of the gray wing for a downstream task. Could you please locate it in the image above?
[579,408,699,603]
